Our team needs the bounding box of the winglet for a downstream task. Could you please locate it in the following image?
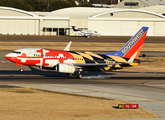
[64,41,72,51]
[127,52,138,64]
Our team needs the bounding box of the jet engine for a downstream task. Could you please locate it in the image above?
[56,64,75,73]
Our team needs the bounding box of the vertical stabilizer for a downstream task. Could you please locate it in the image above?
[105,27,149,59]
[71,26,80,32]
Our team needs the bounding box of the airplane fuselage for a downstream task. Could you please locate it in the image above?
[75,30,101,37]
[5,48,139,73]
[5,27,148,77]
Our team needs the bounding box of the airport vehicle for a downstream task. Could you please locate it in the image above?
[71,26,101,38]
[5,27,148,78]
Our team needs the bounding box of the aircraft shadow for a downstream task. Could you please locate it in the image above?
[0,66,165,81]
[0,66,64,78]
[0,66,114,78]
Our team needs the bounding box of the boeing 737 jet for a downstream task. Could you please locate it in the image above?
[72,26,101,38]
[5,27,149,78]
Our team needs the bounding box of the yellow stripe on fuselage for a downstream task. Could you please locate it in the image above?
[77,52,94,61]
[109,55,127,62]
[69,53,86,64]
[85,52,103,59]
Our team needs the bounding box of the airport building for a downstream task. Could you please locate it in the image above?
[114,0,165,9]
[0,6,165,36]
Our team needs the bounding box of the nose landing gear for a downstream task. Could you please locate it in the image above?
[15,63,23,72]
[19,67,23,72]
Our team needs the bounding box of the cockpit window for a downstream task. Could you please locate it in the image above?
[12,51,21,54]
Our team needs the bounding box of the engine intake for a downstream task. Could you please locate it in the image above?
[56,64,75,73]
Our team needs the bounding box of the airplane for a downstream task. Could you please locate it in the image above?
[71,26,101,38]
[5,27,149,78]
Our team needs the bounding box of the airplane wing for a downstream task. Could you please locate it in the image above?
[73,62,121,67]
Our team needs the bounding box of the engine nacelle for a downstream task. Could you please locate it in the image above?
[56,64,75,73]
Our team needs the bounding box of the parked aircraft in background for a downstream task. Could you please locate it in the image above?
[5,27,149,78]
[71,26,101,38]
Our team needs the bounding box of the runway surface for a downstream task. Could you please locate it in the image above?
[0,69,165,84]
[0,60,165,120]
[1,70,165,120]
[0,61,165,119]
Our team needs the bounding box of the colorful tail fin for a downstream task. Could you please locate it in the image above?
[105,27,149,59]
[72,26,80,32]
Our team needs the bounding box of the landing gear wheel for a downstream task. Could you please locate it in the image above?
[19,68,23,72]
[78,74,83,79]
[66,73,72,77]
[77,69,83,79]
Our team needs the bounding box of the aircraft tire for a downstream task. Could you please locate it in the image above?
[66,73,72,77]
[19,68,23,72]
[78,74,83,79]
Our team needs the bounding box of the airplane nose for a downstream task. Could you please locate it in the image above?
[5,53,12,60]
[5,54,9,59]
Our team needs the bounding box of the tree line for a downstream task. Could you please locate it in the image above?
[0,0,93,11]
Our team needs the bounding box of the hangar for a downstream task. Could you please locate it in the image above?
[0,6,165,36]
[114,0,165,9]
[0,7,69,36]
[0,7,39,35]
[46,7,165,36]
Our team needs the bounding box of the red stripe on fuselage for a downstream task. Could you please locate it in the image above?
[15,49,74,67]
[39,49,74,66]
[123,31,147,59]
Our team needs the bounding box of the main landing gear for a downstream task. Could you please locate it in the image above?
[66,73,83,78]
[78,74,83,79]
[66,69,83,79]
[66,73,72,77]
[77,69,83,79]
